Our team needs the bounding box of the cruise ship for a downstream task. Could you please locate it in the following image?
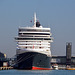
[15,13,53,70]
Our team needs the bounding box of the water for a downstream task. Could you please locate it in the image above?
[0,70,75,75]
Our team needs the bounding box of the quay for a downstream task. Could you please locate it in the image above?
[0,67,13,70]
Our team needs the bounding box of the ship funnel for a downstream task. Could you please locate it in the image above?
[34,13,36,27]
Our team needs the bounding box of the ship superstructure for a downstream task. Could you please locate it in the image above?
[15,13,53,70]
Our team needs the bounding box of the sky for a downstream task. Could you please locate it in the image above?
[0,0,75,57]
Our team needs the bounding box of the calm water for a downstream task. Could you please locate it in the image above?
[0,70,75,75]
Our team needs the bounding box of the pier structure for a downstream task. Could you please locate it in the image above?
[0,67,13,70]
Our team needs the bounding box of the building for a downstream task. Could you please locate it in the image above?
[51,42,75,67]
[51,56,75,67]
[0,52,7,67]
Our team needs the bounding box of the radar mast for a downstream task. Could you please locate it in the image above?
[34,13,36,27]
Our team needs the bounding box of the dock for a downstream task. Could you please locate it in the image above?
[0,67,13,70]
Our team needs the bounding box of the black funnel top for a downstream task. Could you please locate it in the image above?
[36,21,41,27]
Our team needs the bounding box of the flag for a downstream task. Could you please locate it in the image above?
[30,20,32,23]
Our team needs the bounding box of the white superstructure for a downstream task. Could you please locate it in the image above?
[15,13,53,57]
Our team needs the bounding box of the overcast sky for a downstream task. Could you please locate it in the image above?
[0,0,75,57]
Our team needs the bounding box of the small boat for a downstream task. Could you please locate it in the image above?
[66,68,75,70]
[66,65,75,70]
[52,64,58,70]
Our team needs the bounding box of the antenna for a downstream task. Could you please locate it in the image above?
[34,13,36,27]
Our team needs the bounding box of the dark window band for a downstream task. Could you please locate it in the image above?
[19,33,50,35]
[15,38,51,40]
